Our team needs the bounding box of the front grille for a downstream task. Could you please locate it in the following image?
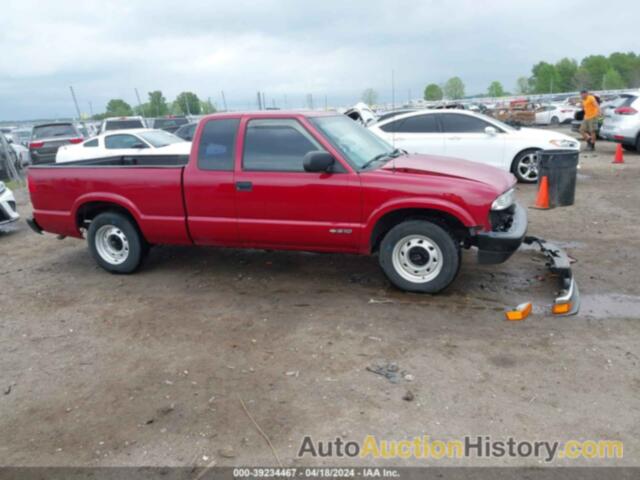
[0,207,9,222]
[490,205,515,232]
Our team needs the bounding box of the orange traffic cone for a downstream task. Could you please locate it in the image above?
[613,143,624,164]
[533,176,550,209]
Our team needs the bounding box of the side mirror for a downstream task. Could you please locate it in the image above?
[303,151,335,173]
[485,126,497,136]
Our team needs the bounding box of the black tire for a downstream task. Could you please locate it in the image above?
[87,212,145,273]
[622,144,636,153]
[379,220,460,294]
[550,116,559,126]
[636,135,640,152]
[511,148,540,184]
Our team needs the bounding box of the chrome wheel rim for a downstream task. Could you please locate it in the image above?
[392,234,443,284]
[517,152,539,181]
[95,225,129,265]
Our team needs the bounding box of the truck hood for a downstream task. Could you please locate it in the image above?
[380,153,515,193]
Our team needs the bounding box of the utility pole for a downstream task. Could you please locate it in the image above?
[391,69,396,111]
[257,91,262,110]
[134,88,145,121]
[69,86,82,121]
[221,90,228,111]
[88,101,94,118]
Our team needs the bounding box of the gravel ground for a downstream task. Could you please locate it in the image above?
[1,132,639,468]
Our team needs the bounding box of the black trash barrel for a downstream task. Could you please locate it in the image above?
[537,149,579,208]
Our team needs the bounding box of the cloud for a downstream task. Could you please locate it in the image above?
[1,0,639,119]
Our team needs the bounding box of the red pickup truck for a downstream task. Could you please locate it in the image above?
[27,111,578,312]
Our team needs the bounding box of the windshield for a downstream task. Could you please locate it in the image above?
[138,130,185,147]
[473,111,515,132]
[310,116,395,169]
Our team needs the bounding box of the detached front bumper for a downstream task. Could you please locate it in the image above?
[524,236,580,316]
[475,203,527,265]
[473,203,579,316]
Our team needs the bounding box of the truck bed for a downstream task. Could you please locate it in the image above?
[29,154,192,244]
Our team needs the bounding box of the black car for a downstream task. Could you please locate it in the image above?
[174,122,197,141]
[150,117,189,133]
[29,123,84,164]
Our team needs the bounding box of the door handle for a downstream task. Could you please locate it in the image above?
[235,181,253,192]
[447,136,461,141]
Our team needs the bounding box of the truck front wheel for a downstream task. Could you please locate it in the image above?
[379,220,460,293]
[88,212,145,273]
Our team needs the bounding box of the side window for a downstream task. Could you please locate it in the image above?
[440,113,490,133]
[197,119,240,171]
[382,114,439,133]
[84,139,98,147]
[243,119,323,172]
[104,134,143,149]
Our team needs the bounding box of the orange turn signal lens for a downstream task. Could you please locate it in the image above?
[552,302,572,315]
[505,302,532,321]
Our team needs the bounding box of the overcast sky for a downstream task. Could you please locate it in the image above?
[2,0,639,120]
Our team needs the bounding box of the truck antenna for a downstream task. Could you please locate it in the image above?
[391,69,396,173]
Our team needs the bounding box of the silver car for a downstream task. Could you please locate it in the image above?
[599,94,640,151]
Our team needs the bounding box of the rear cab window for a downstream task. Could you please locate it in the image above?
[197,119,240,171]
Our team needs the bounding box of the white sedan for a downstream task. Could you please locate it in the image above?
[56,129,191,163]
[368,109,579,183]
[534,104,578,125]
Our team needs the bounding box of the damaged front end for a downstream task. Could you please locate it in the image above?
[473,202,579,316]
[524,236,580,316]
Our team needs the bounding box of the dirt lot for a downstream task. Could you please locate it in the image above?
[1,133,639,468]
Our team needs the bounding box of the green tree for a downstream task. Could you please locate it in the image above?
[443,77,465,99]
[200,99,217,114]
[608,52,640,87]
[580,55,610,89]
[515,76,531,94]
[175,91,202,115]
[555,58,578,92]
[602,68,626,90]
[487,81,505,97]
[105,99,133,117]
[423,83,443,101]
[530,62,560,93]
[147,90,169,116]
[361,88,379,106]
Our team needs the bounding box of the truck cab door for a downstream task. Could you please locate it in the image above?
[234,118,362,251]
[183,118,241,246]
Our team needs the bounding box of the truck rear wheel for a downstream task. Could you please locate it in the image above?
[88,212,145,273]
[379,220,460,293]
